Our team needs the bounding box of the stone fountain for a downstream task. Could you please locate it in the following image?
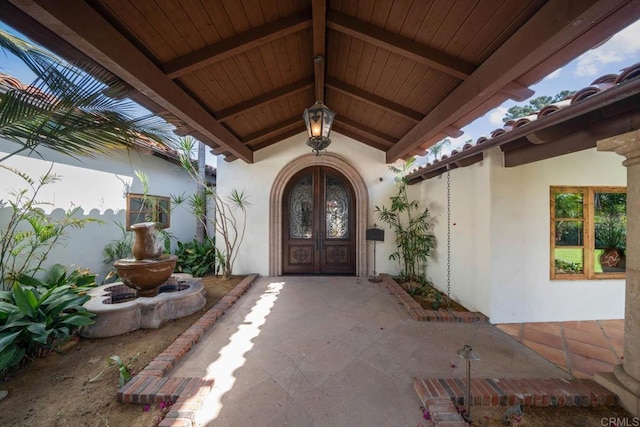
[80,222,206,338]
[114,222,178,297]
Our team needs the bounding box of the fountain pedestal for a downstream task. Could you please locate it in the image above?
[79,274,206,338]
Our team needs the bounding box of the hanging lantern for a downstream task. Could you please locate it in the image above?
[302,101,336,155]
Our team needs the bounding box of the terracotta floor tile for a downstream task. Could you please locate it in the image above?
[525,322,563,335]
[569,353,615,377]
[562,321,603,334]
[522,327,564,348]
[608,337,624,358]
[497,323,522,340]
[565,339,620,365]
[598,319,624,330]
[562,326,610,348]
[600,326,624,340]
[521,339,568,370]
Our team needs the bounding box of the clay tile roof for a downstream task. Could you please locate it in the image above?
[407,60,640,182]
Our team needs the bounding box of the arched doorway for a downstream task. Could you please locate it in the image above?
[269,153,369,277]
[282,166,356,274]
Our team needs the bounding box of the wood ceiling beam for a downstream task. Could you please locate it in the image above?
[334,117,396,148]
[250,127,304,151]
[326,77,423,123]
[386,0,633,163]
[502,81,536,102]
[11,0,253,163]
[327,10,475,80]
[312,0,327,102]
[242,117,304,145]
[163,10,312,79]
[332,124,390,151]
[217,79,313,122]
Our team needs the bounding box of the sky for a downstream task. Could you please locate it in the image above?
[2,17,640,166]
[440,18,640,158]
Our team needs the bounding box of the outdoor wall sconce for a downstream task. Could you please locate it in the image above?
[366,224,384,282]
[303,101,336,155]
[457,344,480,422]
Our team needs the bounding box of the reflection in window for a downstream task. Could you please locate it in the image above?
[126,193,171,229]
[551,187,626,279]
[289,174,313,239]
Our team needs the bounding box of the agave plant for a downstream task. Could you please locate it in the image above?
[0,28,175,162]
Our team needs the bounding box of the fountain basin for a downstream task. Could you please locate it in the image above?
[79,274,206,338]
[114,254,178,297]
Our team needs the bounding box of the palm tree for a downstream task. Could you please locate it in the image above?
[428,138,452,162]
[0,29,175,162]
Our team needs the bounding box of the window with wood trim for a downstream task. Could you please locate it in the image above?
[551,186,626,280]
[126,193,171,229]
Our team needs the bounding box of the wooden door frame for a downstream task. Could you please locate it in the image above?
[269,153,369,277]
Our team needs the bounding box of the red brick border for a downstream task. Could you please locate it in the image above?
[117,274,259,424]
[381,275,489,323]
[414,377,616,410]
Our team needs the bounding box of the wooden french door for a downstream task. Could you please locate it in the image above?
[283,166,356,275]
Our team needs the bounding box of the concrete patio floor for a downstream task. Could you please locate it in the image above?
[171,276,570,426]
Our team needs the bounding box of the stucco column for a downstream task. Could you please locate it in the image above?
[597,129,640,415]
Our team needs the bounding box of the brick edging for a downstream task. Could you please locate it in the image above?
[414,377,617,410]
[117,274,259,425]
[380,275,489,323]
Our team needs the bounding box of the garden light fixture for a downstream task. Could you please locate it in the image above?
[457,344,480,422]
[303,101,335,155]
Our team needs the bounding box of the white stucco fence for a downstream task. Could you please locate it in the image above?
[0,139,200,283]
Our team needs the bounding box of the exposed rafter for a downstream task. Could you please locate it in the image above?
[217,79,313,122]
[326,78,423,122]
[327,10,475,80]
[250,127,305,151]
[10,0,253,163]
[162,10,312,79]
[242,117,304,146]
[332,124,391,152]
[312,0,327,102]
[386,0,634,163]
[334,117,395,148]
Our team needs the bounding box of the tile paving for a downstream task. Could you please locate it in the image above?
[168,276,569,426]
[496,319,624,379]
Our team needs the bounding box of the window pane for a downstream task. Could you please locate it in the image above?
[555,221,583,246]
[130,198,144,210]
[325,174,349,239]
[594,192,627,273]
[289,174,313,239]
[555,248,584,274]
[555,193,583,218]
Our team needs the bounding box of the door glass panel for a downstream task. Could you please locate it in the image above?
[289,174,313,239]
[325,174,349,239]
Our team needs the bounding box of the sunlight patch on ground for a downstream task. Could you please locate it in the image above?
[197,281,284,425]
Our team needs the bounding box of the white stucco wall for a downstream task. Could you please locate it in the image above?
[0,140,200,283]
[419,146,626,323]
[216,131,402,276]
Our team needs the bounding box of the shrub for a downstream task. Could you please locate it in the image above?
[0,264,96,372]
[175,238,217,277]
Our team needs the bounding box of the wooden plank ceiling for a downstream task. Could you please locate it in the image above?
[4,0,640,163]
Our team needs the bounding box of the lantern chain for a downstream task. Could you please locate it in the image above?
[447,170,451,298]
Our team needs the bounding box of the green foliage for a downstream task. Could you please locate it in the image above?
[108,355,131,388]
[0,29,175,163]
[0,264,96,372]
[502,91,575,122]
[175,238,217,277]
[172,137,249,279]
[0,165,101,290]
[376,157,436,282]
[428,138,451,162]
[554,259,582,274]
